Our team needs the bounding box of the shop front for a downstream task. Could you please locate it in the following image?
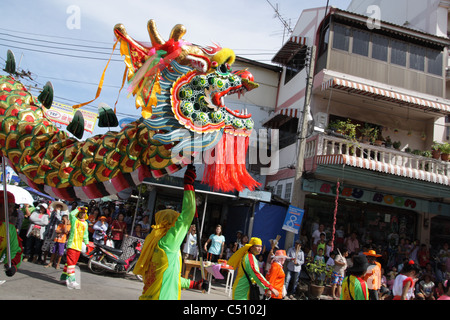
[302,179,422,250]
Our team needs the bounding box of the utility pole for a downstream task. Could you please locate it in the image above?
[285,44,316,249]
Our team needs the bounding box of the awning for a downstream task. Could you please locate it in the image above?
[262,108,301,128]
[316,154,450,186]
[272,36,308,66]
[321,77,450,115]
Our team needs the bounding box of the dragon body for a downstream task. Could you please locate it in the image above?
[0,20,260,201]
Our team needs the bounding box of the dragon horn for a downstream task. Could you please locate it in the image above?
[169,24,187,42]
[147,19,165,46]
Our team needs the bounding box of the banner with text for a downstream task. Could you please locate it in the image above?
[303,180,428,212]
[44,101,98,133]
[282,205,304,234]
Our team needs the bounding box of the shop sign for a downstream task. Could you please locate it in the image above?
[282,205,304,234]
[303,180,426,212]
[239,188,272,202]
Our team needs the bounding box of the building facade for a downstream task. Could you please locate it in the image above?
[264,6,450,252]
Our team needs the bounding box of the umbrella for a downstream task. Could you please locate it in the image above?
[0,185,34,205]
[24,187,55,201]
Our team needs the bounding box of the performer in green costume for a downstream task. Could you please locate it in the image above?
[228,237,278,300]
[0,191,23,280]
[134,165,206,300]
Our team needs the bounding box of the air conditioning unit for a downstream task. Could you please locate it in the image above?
[314,112,328,132]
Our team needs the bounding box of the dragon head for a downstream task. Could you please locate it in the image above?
[114,20,260,192]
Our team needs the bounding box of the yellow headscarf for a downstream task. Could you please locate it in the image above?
[133,209,180,277]
[228,237,262,270]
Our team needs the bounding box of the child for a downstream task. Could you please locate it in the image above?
[316,233,326,256]
[325,240,333,260]
[258,254,266,275]
[418,274,435,300]
[45,214,70,269]
[326,251,336,286]
[387,266,398,291]
[331,249,348,300]
[392,260,421,300]
[265,250,288,300]
[326,251,336,267]
[314,248,325,264]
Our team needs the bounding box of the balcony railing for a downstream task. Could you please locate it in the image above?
[305,133,450,182]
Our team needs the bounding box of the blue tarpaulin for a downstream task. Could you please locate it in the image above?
[252,202,289,250]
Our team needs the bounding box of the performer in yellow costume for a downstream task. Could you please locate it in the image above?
[228,237,278,300]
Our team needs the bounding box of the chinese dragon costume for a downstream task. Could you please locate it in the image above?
[0,20,260,201]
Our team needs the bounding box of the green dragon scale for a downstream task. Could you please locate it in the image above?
[0,20,260,201]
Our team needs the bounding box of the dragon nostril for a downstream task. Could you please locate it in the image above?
[219,64,228,74]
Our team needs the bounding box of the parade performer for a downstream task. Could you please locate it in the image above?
[341,255,369,300]
[265,249,288,300]
[363,249,382,300]
[0,191,23,280]
[228,237,279,300]
[133,165,206,300]
[392,260,420,300]
[60,206,89,289]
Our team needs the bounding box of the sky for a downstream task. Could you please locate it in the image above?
[0,0,352,137]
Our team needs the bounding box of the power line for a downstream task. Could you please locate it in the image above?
[0,29,276,62]
[0,36,121,57]
[0,32,116,51]
[0,42,123,62]
[0,27,113,45]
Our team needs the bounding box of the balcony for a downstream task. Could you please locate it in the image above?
[304,133,450,186]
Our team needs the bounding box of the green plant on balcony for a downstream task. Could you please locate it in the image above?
[431,141,442,159]
[328,119,360,141]
[384,136,392,148]
[372,128,384,146]
[393,141,401,150]
[439,142,450,161]
[421,150,432,158]
[359,123,375,143]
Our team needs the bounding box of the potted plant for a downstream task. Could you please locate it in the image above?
[440,142,450,161]
[384,136,392,148]
[421,150,432,158]
[372,128,383,146]
[305,259,332,298]
[431,141,442,159]
[393,141,401,150]
[359,123,375,143]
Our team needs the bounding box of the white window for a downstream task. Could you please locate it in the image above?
[275,184,283,197]
[284,182,292,201]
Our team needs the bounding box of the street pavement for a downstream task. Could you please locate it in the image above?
[0,259,231,300]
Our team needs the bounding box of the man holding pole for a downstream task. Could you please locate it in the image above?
[285,239,304,299]
[0,191,23,282]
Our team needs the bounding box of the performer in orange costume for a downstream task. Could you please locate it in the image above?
[265,250,289,300]
[363,249,382,300]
